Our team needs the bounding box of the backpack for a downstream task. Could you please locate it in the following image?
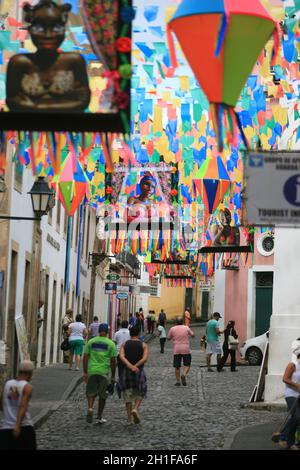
[60,338,70,351]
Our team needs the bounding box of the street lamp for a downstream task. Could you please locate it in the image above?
[0,177,54,221]
[28,177,55,219]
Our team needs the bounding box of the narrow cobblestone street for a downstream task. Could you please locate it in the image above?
[37,326,285,450]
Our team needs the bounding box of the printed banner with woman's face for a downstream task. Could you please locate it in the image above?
[200,206,254,253]
[102,163,179,228]
[0,0,131,132]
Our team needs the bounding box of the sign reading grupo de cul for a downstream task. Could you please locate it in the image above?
[244,151,300,226]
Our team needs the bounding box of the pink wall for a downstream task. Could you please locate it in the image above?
[253,233,274,266]
[223,233,274,345]
[224,268,249,345]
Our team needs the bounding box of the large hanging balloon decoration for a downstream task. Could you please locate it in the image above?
[168,0,280,150]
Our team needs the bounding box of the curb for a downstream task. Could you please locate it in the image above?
[241,402,286,412]
[223,405,286,450]
[222,424,252,450]
[33,375,83,429]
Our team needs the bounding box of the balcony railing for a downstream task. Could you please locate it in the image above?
[116,252,141,279]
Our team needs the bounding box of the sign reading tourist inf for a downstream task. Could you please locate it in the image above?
[244,151,300,226]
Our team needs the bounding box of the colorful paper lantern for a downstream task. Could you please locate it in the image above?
[51,154,90,216]
[193,156,231,215]
[168,0,279,149]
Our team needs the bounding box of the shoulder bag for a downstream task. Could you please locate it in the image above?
[228,329,239,350]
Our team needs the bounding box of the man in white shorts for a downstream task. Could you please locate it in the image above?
[206,312,223,372]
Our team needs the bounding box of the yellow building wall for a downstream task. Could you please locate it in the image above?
[148,285,185,321]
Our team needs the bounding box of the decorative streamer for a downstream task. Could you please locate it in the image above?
[229,107,239,148]
[271,23,281,67]
[100,133,114,172]
[67,132,78,173]
[76,204,84,297]
[166,24,178,68]
[64,216,73,294]
[235,111,250,150]
[214,13,227,57]
[0,131,6,174]
[46,132,57,174]
[28,131,37,176]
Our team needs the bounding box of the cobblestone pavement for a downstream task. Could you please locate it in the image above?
[37,326,285,450]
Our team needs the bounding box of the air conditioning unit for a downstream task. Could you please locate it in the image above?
[257,233,275,257]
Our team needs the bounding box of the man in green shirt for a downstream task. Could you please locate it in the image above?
[83,323,117,424]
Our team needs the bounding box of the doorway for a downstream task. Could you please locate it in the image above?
[7,250,18,377]
[50,279,57,363]
[255,272,273,336]
[185,288,193,312]
[201,291,209,321]
[41,273,49,365]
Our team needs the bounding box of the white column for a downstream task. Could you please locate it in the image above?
[264,228,300,402]
[212,269,226,328]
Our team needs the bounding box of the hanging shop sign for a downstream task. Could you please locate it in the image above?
[106,273,120,282]
[244,151,300,226]
[117,285,129,292]
[105,282,117,294]
[116,292,128,300]
[199,281,211,291]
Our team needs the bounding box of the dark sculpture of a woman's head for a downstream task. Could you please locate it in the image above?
[6,0,91,113]
[23,0,71,52]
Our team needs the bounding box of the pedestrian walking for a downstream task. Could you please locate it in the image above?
[88,316,100,339]
[150,310,156,334]
[135,312,142,333]
[278,342,300,450]
[157,320,167,353]
[184,307,191,327]
[116,312,121,330]
[0,360,36,450]
[61,308,73,364]
[219,320,238,372]
[129,313,136,329]
[158,309,167,327]
[139,308,145,332]
[117,325,148,425]
[114,320,130,377]
[167,317,195,386]
[146,312,151,334]
[83,323,117,424]
[206,312,223,372]
[62,308,73,330]
[68,314,88,371]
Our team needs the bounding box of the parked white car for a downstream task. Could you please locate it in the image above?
[239,331,269,365]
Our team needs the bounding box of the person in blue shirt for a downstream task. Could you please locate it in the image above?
[206,312,223,372]
[129,314,136,329]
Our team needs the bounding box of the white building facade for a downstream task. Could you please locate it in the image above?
[1,156,96,375]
